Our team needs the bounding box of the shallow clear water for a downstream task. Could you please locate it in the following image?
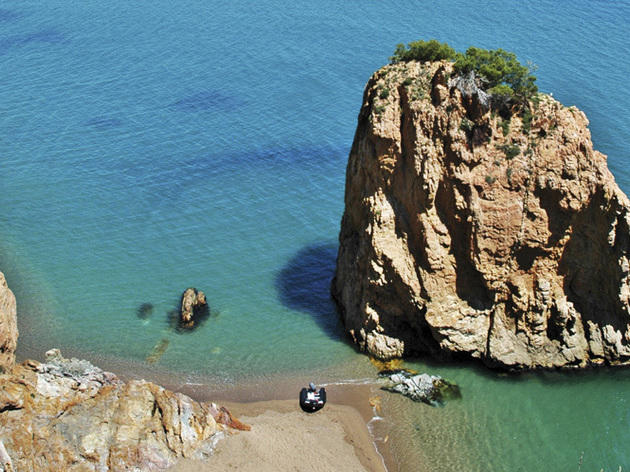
[1,0,630,470]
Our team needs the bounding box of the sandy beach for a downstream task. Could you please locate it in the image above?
[169,399,386,472]
[14,344,391,471]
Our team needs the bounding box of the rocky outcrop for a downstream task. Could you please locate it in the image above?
[333,60,630,370]
[0,271,17,371]
[180,288,208,328]
[0,349,248,471]
[381,371,460,406]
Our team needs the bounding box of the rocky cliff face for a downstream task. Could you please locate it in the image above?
[0,271,17,371]
[0,349,246,471]
[333,60,630,370]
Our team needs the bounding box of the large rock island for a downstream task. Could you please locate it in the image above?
[332,59,630,370]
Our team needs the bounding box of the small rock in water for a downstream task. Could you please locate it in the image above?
[45,348,62,360]
[180,288,209,328]
[381,371,461,406]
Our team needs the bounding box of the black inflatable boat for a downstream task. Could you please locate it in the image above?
[299,383,326,412]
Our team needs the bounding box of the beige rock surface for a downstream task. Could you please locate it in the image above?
[0,350,241,471]
[333,60,630,369]
[180,288,207,327]
[0,271,17,371]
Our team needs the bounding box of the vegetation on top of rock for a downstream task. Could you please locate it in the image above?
[390,39,456,63]
[453,46,537,105]
[390,39,538,108]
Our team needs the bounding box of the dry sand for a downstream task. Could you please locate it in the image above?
[169,399,386,472]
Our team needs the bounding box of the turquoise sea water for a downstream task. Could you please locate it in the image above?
[2,1,630,470]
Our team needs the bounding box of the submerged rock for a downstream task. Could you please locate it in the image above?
[180,288,208,328]
[381,371,461,406]
[146,338,170,364]
[333,59,630,370]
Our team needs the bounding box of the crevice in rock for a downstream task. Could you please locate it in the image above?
[435,179,492,310]
[515,246,547,271]
[535,186,572,246]
[0,404,22,414]
[559,189,628,333]
[484,307,497,361]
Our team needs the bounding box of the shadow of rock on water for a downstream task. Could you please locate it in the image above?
[275,242,346,341]
[166,303,213,333]
[136,303,154,320]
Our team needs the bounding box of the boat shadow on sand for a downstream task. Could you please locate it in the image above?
[275,242,347,342]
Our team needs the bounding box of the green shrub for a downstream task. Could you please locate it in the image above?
[531,93,542,109]
[403,77,413,86]
[521,107,533,134]
[500,117,510,136]
[453,47,537,103]
[391,40,538,107]
[485,175,496,184]
[374,105,386,115]
[412,90,426,101]
[379,88,390,99]
[390,39,457,64]
[488,84,513,99]
[497,143,520,159]
[460,117,474,133]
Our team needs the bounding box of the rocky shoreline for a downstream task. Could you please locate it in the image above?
[0,271,244,470]
[0,271,386,471]
[0,352,245,471]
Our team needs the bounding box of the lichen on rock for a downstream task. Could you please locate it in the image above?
[332,60,630,370]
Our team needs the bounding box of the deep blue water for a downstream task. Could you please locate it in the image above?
[1,1,630,470]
